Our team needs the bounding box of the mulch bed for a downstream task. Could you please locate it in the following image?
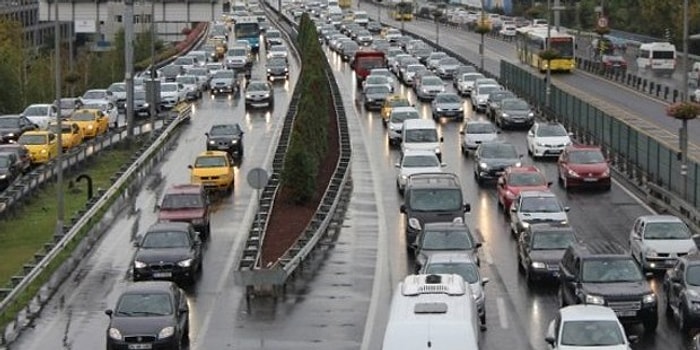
[260,99,340,266]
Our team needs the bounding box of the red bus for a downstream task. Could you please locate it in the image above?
[352,50,386,84]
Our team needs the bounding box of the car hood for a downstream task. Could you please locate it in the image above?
[161,91,179,97]
[211,78,233,84]
[158,208,205,221]
[518,211,568,223]
[135,247,191,263]
[438,64,459,71]
[465,133,498,143]
[502,108,533,116]
[192,168,229,177]
[529,249,567,264]
[642,238,696,255]
[417,249,478,266]
[480,157,521,167]
[110,315,174,337]
[434,102,462,110]
[400,166,442,178]
[535,135,571,145]
[506,185,549,197]
[0,127,21,135]
[582,280,652,297]
[568,163,609,174]
[420,85,444,92]
[558,344,628,350]
[0,167,10,175]
[403,142,440,153]
[366,92,389,100]
[208,135,238,143]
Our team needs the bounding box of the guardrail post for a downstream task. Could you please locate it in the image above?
[642,79,647,92]
[649,81,655,94]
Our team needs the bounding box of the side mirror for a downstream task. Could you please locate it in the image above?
[547,181,553,187]
[627,335,639,344]
[179,307,189,315]
[187,164,193,169]
[394,162,401,168]
[463,203,471,213]
[155,204,161,210]
[459,130,464,135]
[527,131,534,137]
[475,242,482,249]
[440,136,444,142]
[564,206,570,212]
[132,241,140,248]
[105,309,114,317]
[205,132,209,137]
[400,204,406,213]
[496,130,502,134]
[510,206,517,212]
[481,277,490,286]
[544,336,555,345]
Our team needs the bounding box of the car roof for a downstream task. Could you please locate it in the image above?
[198,150,229,157]
[528,222,576,233]
[636,215,685,224]
[147,221,191,232]
[565,144,601,151]
[122,281,176,294]
[507,165,541,173]
[402,149,439,157]
[465,120,494,126]
[403,119,436,128]
[423,221,470,231]
[426,252,479,265]
[391,106,418,113]
[559,305,619,322]
[164,184,204,195]
[519,190,555,198]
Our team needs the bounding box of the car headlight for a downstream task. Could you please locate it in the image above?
[177,258,193,268]
[585,294,605,305]
[108,327,123,340]
[267,68,272,72]
[514,162,522,167]
[158,326,175,339]
[536,142,545,147]
[434,148,441,155]
[88,125,94,129]
[231,139,238,144]
[208,140,215,145]
[143,103,149,108]
[262,93,270,98]
[602,168,610,177]
[6,133,14,137]
[0,174,6,180]
[436,107,443,111]
[642,293,656,304]
[477,97,486,103]
[408,217,421,231]
[479,162,488,169]
[531,261,546,269]
[528,112,534,117]
[40,149,47,154]
[520,221,530,229]
[645,249,658,257]
[284,67,289,72]
[567,169,580,177]
[421,88,429,93]
[133,260,147,269]
[501,113,509,118]
[400,174,408,181]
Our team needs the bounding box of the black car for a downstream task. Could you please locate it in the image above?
[244,80,274,109]
[205,123,244,160]
[363,85,392,111]
[494,98,535,130]
[132,222,203,285]
[266,57,289,81]
[0,144,31,174]
[133,89,154,117]
[559,242,658,332]
[0,115,38,143]
[0,152,21,190]
[105,281,189,350]
[473,142,522,184]
[486,90,517,120]
[517,223,577,283]
[663,253,700,332]
[366,21,383,34]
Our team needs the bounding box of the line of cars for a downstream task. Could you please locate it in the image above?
[317,13,700,348]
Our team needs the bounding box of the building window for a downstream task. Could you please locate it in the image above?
[115,15,122,22]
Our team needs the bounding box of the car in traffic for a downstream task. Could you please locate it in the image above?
[401,118,443,160]
[362,84,392,111]
[386,106,420,147]
[159,64,185,83]
[69,109,110,139]
[205,123,244,161]
[0,144,31,174]
[557,144,611,190]
[526,121,573,159]
[486,90,516,120]
[266,57,290,81]
[0,114,38,143]
[413,221,481,269]
[47,122,83,150]
[132,222,203,285]
[188,151,235,193]
[369,68,395,86]
[186,67,212,91]
[175,75,203,100]
[430,92,464,121]
[80,89,115,105]
[210,69,238,95]
[434,57,461,79]
[362,75,393,94]
[629,215,697,272]
[494,98,535,129]
[663,253,700,332]
[509,190,569,237]
[395,149,444,194]
[517,223,578,283]
[58,98,82,119]
[414,75,445,101]
[426,51,448,71]
[264,29,284,48]
[267,44,289,60]
[400,64,428,87]
[244,80,274,109]
[380,94,411,126]
[455,72,484,96]
[157,184,211,240]
[17,130,58,164]
[104,281,190,350]
[80,101,119,129]
[459,120,499,155]
[107,82,127,111]
[470,84,501,113]
[496,165,551,211]
[20,104,58,130]
[473,141,522,184]
[159,82,187,110]
[0,152,21,190]
[545,305,638,350]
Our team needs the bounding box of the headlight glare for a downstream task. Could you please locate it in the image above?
[531,262,546,269]
[177,258,193,268]
[585,294,605,305]
[133,260,147,269]
[642,293,656,304]
[408,217,421,231]
[158,326,175,339]
[108,327,122,340]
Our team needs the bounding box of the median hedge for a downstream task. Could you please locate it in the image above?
[281,13,331,204]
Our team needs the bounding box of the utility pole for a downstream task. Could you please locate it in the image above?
[545,0,552,108]
[680,0,689,200]
[400,0,405,34]
[54,0,65,237]
[125,0,135,140]
[150,0,158,136]
[479,0,485,71]
[553,0,560,32]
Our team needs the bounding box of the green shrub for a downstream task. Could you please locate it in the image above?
[281,136,318,203]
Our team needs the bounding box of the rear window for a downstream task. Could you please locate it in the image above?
[652,50,675,59]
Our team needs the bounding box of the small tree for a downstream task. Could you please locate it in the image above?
[281,137,318,204]
[666,101,700,121]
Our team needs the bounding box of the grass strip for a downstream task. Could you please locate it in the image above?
[0,141,143,329]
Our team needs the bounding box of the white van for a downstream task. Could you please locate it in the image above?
[382,274,481,350]
[401,119,443,160]
[636,42,677,76]
[353,10,369,26]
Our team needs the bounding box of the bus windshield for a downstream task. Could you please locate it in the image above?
[235,23,259,38]
[549,37,574,58]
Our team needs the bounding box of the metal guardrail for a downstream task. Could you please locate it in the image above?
[646,182,700,234]
[0,104,192,338]
[234,3,352,298]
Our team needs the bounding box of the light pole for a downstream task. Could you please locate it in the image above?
[54,0,65,237]
[680,0,690,199]
[478,0,485,71]
[125,0,135,141]
[150,0,158,136]
[545,0,552,108]
[400,1,405,34]
[435,15,440,46]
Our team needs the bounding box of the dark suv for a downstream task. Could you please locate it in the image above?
[558,242,658,332]
[517,223,577,283]
[157,184,211,240]
[663,253,700,332]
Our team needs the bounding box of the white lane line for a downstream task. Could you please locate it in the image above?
[612,177,657,214]
[496,297,509,330]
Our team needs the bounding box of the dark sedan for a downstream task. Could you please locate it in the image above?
[132,222,203,285]
[517,223,577,283]
[266,57,290,81]
[0,144,31,174]
[363,85,392,111]
[486,90,516,120]
[0,115,38,143]
[473,142,523,184]
[205,123,244,161]
[0,152,21,190]
[494,98,535,129]
[105,281,189,350]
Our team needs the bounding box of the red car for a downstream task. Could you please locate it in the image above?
[557,145,611,190]
[497,166,551,211]
[157,184,211,240]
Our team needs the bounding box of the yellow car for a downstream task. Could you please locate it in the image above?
[188,151,235,192]
[17,130,58,164]
[70,109,109,138]
[381,95,411,125]
[48,122,84,150]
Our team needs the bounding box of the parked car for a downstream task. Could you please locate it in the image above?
[517,223,577,283]
[21,104,58,130]
[473,141,522,184]
[497,165,551,211]
[526,121,573,160]
[509,190,569,237]
[494,98,535,129]
[0,114,38,143]
[557,145,611,190]
[630,215,697,272]
[244,80,274,109]
[205,123,245,161]
[157,184,211,240]
[460,120,499,155]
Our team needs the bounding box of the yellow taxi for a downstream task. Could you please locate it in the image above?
[188,151,235,192]
[381,94,412,125]
[69,109,109,138]
[48,122,84,150]
[17,130,58,164]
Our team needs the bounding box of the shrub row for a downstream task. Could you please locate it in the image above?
[281,13,332,204]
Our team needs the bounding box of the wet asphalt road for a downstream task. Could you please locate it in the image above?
[8,14,697,350]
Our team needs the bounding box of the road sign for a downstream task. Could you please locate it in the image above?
[74,20,96,33]
[597,17,608,29]
[247,167,268,189]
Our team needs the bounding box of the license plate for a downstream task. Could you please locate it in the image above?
[128,344,152,350]
[615,310,636,317]
[152,272,172,278]
[584,178,598,182]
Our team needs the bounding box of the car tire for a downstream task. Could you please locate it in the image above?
[480,313,486,325]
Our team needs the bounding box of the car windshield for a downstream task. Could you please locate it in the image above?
[366,86,390,95]
[174,57,194,65]
[390,99,411,108]
[115,293,173,317]
[209,124,238,136]
[141,230,191,248]
[268,58,287,67]
[176,76,196,84]
[429,53,447,61]
[0,118,19,128]
[195,156,227,168]
[229,48,247,57]
[466,123,496,134]
[366,76,387,85]
[405,129,438,142]
[423,77,442,86]
[436,94,460,103]
[490,92,514,102]
[48,124,73,134]
[581,259,643,283]
[161,84,178,92]
[161,66,181,75]
[520,196,562,213]
[83,91,106,99]
[266,31,281,38]
[403,155,440,168]
[502,99,530,110]
[409,188,462,212]
[213,71,235,79]
[643,222,692,239]
[390,111,418,123]
[509,172,546,186]
[270,45,287,52]
[425,262,479,283]
[686,266,700,286]
[109,84,125,92]
[189,68,207,76]
[248,83,269,92]
[71,112,96,121]
[480,144,518,158]
[569,150,605,164]
[407,65,426,73]
[463,74,484,81]
[82,104,107,111]
[537,124,568,137]
[439,58,459,66]
[23,106,48,116]
[371,69,390,77]
[560,320,624,346]
[134,91,146,100]
[531,231,576,250]
[422,230,474,250]
[478,86,498,95]
[19,134,46,145]
[161,193,204,209]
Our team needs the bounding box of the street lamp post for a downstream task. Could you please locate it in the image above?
[435,15,440,46]
[545,0,552,108]
[478,0,485,71]
[54,0,65,237]
[680,0,689,199]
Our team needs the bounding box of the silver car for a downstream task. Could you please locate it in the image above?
[460,120,499,155]
[435,57,461,79]
[430,92,464,121]
[415,76,445,101]
[413,221,482,269]
[509,190,570,237]
[456,72,484,96]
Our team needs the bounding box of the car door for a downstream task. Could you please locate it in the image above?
[518,229,531,270]
[174,287,189,333]
[509,195,522,232]
[629,218,644,261]
[526,124,537,150]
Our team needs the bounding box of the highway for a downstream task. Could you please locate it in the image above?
[8,12,697,350]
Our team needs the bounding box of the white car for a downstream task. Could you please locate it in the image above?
[384,28,402,42]
[175,75,202,100]
[395,149,445,193]
[460,120,499,155]
[185,67,211,91]
[693,88,700,102]
[205,62,224,75]
[456,72,484,96]
[499,25,517,38]
[107,82,127,109]
[80,89,115,106]
[387,106,420,146]
[266,44,289,59]
[21,104,59,129]
[629,215,697,271]
[509,190,569,236]
[526,121,573,159]
[185,51,208,66]
[546,305,636,350]
[362,75,393,94]
[369,68,394,86]
[470,84,500,112]
[159,82,186,110]
[81,101,119,128]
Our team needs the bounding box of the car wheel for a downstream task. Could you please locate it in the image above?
[480,312,486,325]
[517,254,524,273]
